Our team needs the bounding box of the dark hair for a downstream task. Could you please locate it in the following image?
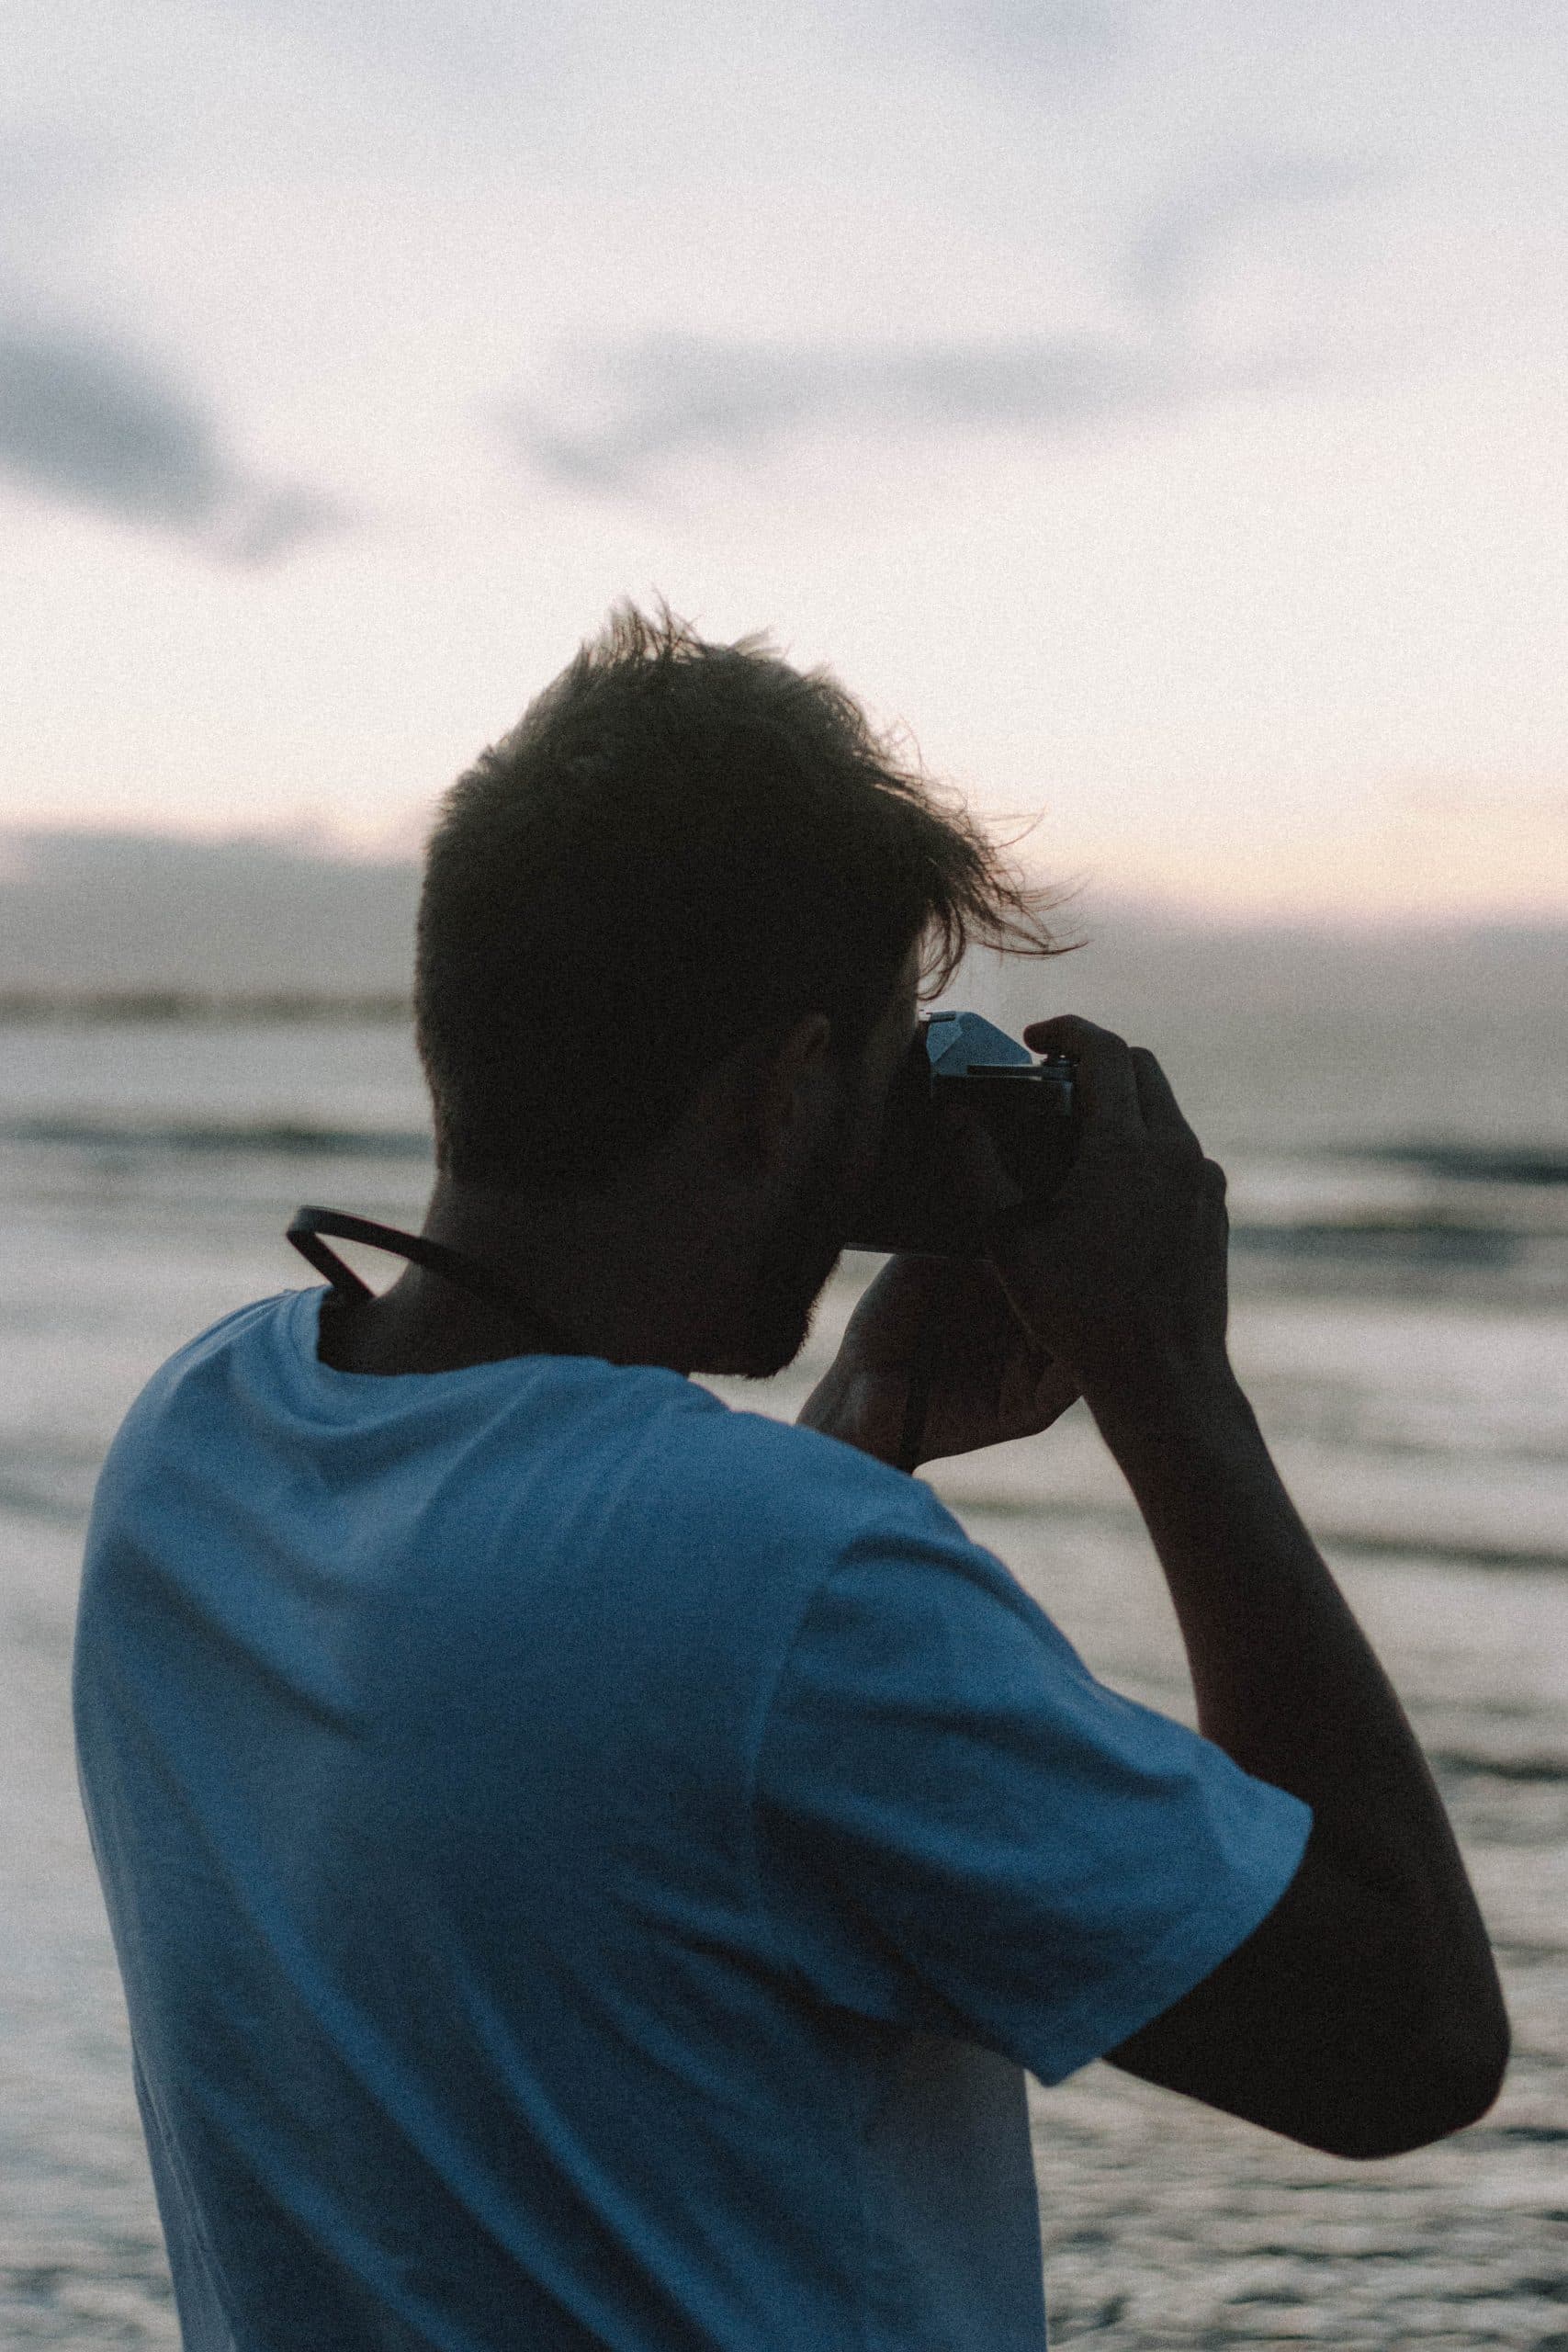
[416,603,1065,1193]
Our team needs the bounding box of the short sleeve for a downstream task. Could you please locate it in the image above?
[753,1507,1312,2086]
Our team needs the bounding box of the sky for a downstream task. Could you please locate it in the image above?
[3,1,1566,921]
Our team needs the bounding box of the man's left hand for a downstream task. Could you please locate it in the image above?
[798,1254,1080,1469]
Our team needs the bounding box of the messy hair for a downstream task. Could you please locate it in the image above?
[416,603,1065,1193]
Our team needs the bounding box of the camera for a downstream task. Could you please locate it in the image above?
[844,1011,1077,1256]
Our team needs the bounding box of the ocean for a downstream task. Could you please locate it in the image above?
[2,967,1565,2347]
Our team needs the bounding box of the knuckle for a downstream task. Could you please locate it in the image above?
[1026,1014,1127,1053]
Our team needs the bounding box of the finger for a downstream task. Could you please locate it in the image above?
[1020,1013,1142,1133]
[1129,1046,1201,1148]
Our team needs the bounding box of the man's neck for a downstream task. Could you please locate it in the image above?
[314,1170,752,1378]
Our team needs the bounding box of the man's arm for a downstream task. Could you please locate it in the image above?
[1089,1365,1507,2156]
[809,1013,1507,2156]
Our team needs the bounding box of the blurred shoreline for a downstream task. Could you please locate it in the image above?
[0,990,413,1024]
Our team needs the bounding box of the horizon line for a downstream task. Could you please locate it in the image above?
[4,820,1567,935]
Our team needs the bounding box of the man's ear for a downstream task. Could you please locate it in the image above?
[705,1014,835,1178]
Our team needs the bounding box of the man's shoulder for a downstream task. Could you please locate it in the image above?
[660,1395,966,1557]
[92,1291,303,1488]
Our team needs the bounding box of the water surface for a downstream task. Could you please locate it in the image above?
[2,1012,1563,2346]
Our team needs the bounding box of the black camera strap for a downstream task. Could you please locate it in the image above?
[286,1205,575,1356]
[291,1207,940,1470]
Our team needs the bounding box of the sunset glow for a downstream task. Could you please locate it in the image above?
[4,5,1565,921]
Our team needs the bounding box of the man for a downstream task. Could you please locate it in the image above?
[75,606,1506,2351]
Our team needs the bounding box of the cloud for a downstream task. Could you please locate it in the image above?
[0,322,344,561]
[1131,150,1382,311]
[505,330,1241,492]
[498,139,1389,503]
[0,128,122,268]
[915,0,1134,75]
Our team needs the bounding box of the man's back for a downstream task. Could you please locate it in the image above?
[74,1283,1307,2351]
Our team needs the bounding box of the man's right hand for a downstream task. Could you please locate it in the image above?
[976,1015,1235,1423]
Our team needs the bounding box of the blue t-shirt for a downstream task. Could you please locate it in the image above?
[74,1287,1309,2352]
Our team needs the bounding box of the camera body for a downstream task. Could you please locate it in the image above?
[844,1010,1077,1255]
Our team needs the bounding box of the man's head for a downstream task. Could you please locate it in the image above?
[414,604,1059,1371]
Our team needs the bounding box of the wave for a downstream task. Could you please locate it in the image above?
[5,1125,1560,1213]
[1232,1216,1522,1268]
[0,1115,432,1159]
[0,1473,96,1525]
[1352,1141,1568,1188]
[1428,1749,1568,1785]
[949,1494,1568,1575]
[0,989,411,1023]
